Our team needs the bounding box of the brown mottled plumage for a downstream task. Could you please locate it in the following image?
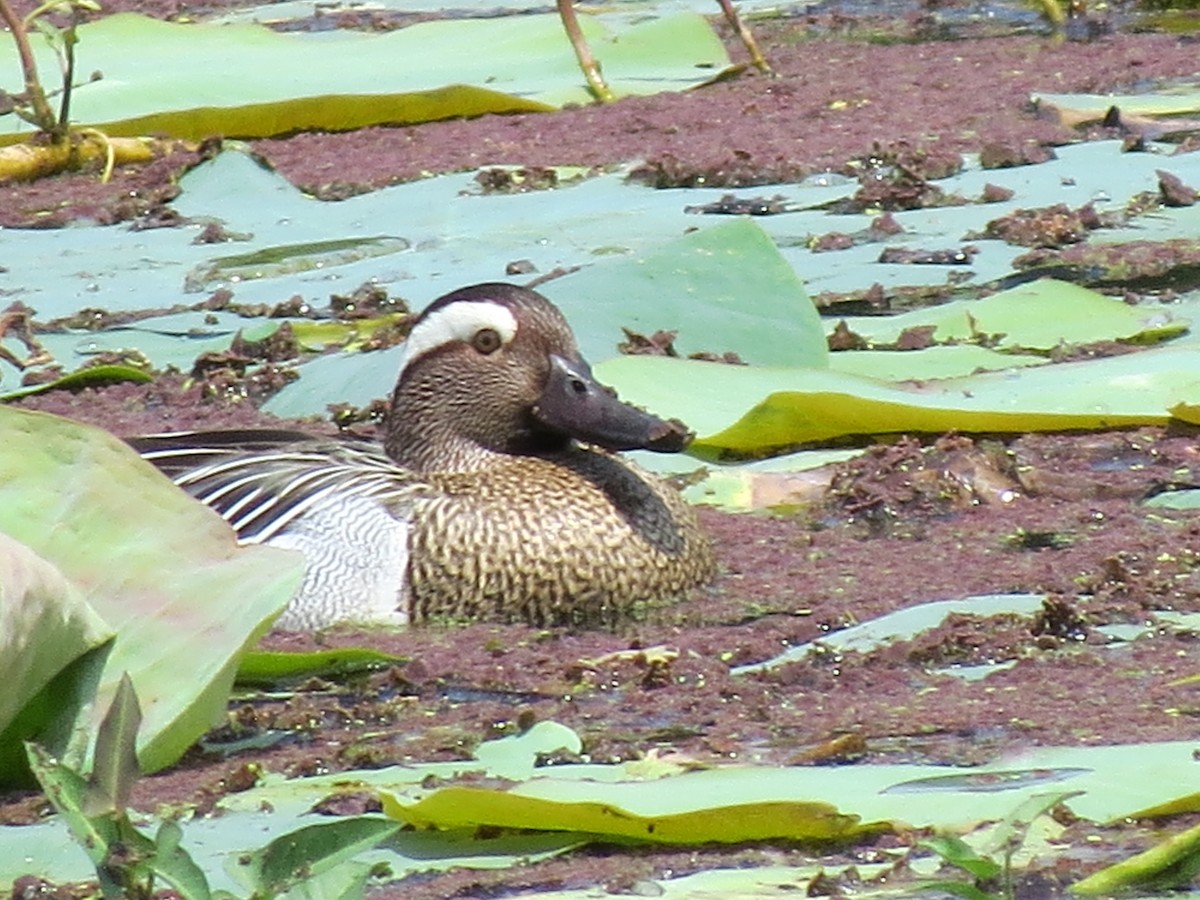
[134,283,714,630]
[410,452,712,625]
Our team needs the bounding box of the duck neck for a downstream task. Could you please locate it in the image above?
[383,421,512,475]
[384,373,577,474]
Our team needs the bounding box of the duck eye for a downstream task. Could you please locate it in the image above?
[471,328,502,355]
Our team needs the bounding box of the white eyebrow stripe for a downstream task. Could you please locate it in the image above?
[395,300,518,382]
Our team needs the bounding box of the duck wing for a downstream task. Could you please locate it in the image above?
[132,430,426,545]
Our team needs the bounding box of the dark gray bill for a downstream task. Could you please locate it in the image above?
[532,354,692,453]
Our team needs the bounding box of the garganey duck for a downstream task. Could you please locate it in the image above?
[135,283,715,630]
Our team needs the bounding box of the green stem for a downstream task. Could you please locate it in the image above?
[58,15,76,128]
[0,0,61,134]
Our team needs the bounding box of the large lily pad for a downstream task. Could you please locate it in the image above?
[0,407,305,775]
[544,217,828,368]
[0,11,728,143]
[597,338,1199,459]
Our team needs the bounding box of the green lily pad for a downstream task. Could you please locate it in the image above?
[287,313,410,352]
[1143,489,1200,510]
[0,407,305,776]
[836,279,1188,351]
[597,341,1200,459]
[827,345,1047,381]
[235,648,409,688]
[545,218,828,368]
[235,818,403,896]
[381,787,872,844]
[732,594,1051,675]
[0,11,728,143]
[1034,87,1200,122]
[8,712,1200,886]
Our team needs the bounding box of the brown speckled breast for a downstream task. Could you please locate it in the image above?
[405,448,714,626]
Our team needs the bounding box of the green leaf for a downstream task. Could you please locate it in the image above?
[726,594,1054,675]
[1035,86,1200,122]
[24,742,119,868]
[1072,819,1200,894]
[1144,489,1200,510]
[0,364,153,401]
[235,648,409,689]
[27,735,211,899]
[184,236,410,293]
[921,835,1003,880]
[86,672,142,817]
[102,85,554,144]
[149,819,212,900]
[669,451,849,512]
[0,533,113,787]
[1124,791,1200,820]
[473,721,583,781]
[828,345,1047,381]
[0,407,305,774]
[982,790,1082,861]
[285,313,410,353]
[236,818,402,896]
[30,752,161,896]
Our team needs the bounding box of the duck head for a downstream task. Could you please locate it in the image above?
[385,283,691,473]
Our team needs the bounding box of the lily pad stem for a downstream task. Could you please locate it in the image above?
[717,0,773,74]
[78,127,114,182]
[556,0,616,104]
